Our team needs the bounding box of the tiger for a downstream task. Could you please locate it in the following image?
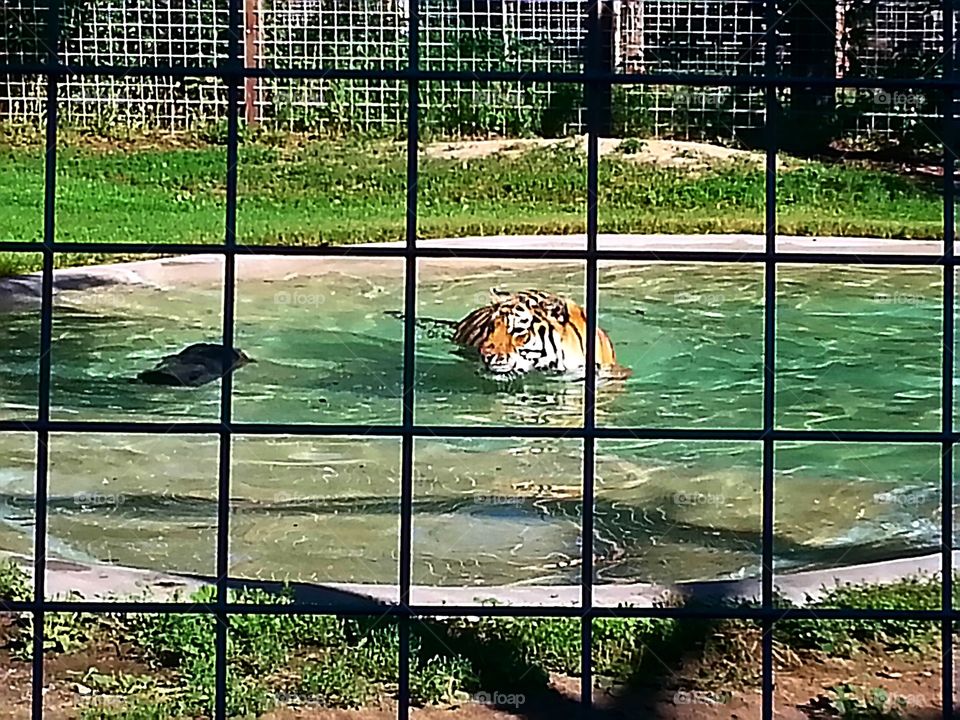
[451,288,629,382]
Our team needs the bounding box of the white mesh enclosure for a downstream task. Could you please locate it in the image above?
[256,0,406,132]
[613,0,768,139]
[1,0,230,127]
[837,0,949,143]
[0,0,955,144]
[418,0,586,136]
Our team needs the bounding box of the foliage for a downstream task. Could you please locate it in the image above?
[0,559,30,601]
[825,684,910,719]
[777,574,942,657]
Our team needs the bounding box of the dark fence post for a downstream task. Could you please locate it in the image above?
[244,0,260,126]
[586,0,614,136]
[782,0,837,151]
[599,0,614,135]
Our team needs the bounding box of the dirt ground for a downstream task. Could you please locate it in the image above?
[419,136,776,171]
[0,641,946,720]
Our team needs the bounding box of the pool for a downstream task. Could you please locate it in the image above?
[0,245,950,594]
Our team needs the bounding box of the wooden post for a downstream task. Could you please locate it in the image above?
[244,0,260,126]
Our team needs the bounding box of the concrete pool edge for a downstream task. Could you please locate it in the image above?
[5,549,954,609]
[0,233,944,311]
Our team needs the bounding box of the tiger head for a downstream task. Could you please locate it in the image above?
[452,289,571,381]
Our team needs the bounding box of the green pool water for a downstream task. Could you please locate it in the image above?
[0,259,951,592]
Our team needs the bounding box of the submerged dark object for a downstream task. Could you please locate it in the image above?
[136,343,256,387]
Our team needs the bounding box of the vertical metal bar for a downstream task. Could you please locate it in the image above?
[941,0,956,716]
[32,0,60,715]
[215,0,243,715]
[244,0,260,126]
[581,0,602,715]
[399,0,420,718]
[761,0,778,717]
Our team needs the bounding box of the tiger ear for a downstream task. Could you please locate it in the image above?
[489,288,512,303]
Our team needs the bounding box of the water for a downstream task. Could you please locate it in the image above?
[0,259,949,592]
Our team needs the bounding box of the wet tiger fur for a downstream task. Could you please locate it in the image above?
[452,289,628,382]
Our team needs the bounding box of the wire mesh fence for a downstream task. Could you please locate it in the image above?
[0,0,955,142]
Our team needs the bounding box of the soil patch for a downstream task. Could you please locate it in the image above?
[419,136,779,171]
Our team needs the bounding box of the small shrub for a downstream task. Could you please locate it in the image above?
[79,699,174,720]
[593,617,678,681]
[618,137,646,155]
[410,655,477,707]
[78,668,158,695]
[778,575,942,657]
[0,559,30,601]
[299,653,373,709]
[11,611,105,659]
[826,684,909,719]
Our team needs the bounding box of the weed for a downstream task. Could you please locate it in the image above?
[298,653,374,709]
[0,559,30,601]
[410,655,477,707]
[77,668,158,696]
[618,137,646,154]
[9,611,112,660]
[825,683,910,719]
[778,575,942,657]
[79,699,175,720]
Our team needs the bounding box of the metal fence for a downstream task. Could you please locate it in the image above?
[0,0,954,141]
[0,0,959,715]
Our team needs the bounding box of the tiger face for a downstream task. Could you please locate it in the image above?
[475,299,548,379]
[452,289,598,382]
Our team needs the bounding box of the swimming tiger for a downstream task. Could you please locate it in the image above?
[452,288,629,382]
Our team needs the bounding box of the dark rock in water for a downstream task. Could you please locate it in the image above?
[136,343,256,387]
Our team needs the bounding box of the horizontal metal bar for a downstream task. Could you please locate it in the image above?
[0,63,959,90]
[0,243,951,266]
[0,420,952,443]
[0,599,953,621]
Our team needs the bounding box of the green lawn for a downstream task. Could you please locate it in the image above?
[0,135,946,276]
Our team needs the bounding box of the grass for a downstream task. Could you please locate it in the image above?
[0,559,948,718]
[0,131,946,276]
[776,574,943,657]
